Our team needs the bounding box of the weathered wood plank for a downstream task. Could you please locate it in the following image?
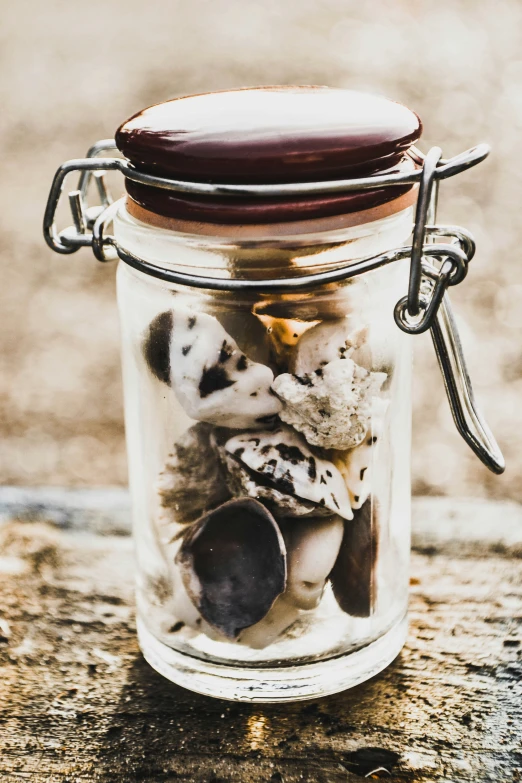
[0,496,521,782]
[3,487,522,556]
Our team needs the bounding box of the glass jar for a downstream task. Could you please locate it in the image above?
[115,202,413,700]
[43,86,504,702]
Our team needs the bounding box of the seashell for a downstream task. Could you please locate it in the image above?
[255,312,317,371]
[175,498,286,639]
[329,498,378,618]
[272,358,386,450]
[236,595,300,649]
[167,541,228,640]
[214,307,273,367]
[220,449,333,518]
[224,425,353,520]
[332,397,389,510]
[157,423,230,525]
[143,308,282,429]
[143,310,174,384]
[279,516,344,610]
[170,543,205,631]
[291,319,368,375]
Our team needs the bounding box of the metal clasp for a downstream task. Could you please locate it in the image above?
[42,140,505,474]
[391,147,504,473]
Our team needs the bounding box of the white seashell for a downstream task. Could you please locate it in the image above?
[272,358,387,451]
[156,423,230,525]
[292,319,368,375]
[224,425,353,520]
[236,595,300,648]
[280,516,345,610]
[332,397,390,509]
[236,515,345,646]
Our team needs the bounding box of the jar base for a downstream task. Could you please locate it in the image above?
[137,614,408,703]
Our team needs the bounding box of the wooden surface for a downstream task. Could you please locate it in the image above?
[0,490,521,783]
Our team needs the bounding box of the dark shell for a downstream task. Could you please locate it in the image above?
[329,498,378,618]
[176,498,286,639]
[143,310,173,385]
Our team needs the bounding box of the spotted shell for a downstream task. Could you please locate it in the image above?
[220,449,333,518]
[143,308,282,429]
[224,425,353,520]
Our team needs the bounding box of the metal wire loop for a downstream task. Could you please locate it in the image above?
[408,147,442,316]
[426,224,476,262]
[394,258,455,335]
[92,201,120,262]
[432,298,505,474]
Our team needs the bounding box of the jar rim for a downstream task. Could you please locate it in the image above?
[124,186,417,243]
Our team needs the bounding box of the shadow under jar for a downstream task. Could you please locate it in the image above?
[114,87,419,701]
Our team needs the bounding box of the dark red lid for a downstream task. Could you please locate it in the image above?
[115,87,422,225]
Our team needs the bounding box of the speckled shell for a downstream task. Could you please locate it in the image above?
[220,449,334,518]
[224,426,353,520]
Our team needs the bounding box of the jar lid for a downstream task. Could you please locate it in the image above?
[115,86,422,225]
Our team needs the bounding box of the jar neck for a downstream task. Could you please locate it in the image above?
[113,200,414,279]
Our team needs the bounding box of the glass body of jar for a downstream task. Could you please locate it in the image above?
[115,201,413,702]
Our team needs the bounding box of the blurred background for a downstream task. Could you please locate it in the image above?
[1,0,521,500]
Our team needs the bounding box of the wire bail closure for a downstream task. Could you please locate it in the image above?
[42,140,505,474]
